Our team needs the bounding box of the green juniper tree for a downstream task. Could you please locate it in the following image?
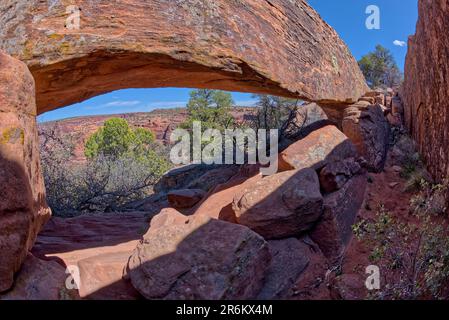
[358,45,403,89]
[42,118,171,215]
[181,89,236,132]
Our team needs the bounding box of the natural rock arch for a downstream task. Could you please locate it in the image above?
[0,0,368,292]
[1,0,368,114]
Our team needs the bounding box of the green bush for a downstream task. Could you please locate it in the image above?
[41,120,171,216]
[85,118,156,159]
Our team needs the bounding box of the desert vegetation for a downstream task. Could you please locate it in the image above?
[354,197,449,300]
[40,89,322,217]
[40,118,171,216]
[353,132,449,300]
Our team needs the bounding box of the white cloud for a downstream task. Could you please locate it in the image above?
[145,99,259,109]
[86,100,142,110]
[234,99,258,106]
[393,40,407,47]
[86,98,259,113]
[103,100,141,107]
[146,101,187,109]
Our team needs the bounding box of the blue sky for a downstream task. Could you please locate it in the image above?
[38,0,418,122]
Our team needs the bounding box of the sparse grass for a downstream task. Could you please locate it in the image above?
[410,179,448,217]
[403,171,429,193]
[351,129,449,299]
[399,151,423,181]
[353,201,449,300]
[391,134,433,193]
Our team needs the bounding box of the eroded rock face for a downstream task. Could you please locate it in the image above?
[127,209,270,300]
[0,0,368,113]
[0,52,50,292]
[402,0,449,182]
[232,168,324,239]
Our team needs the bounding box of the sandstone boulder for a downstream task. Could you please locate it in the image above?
[154,164,240,195]
[154,164,221,193]
[0,254,77,300]
[187,165,240,192]
[122,192,170,215]
[364,90,384,98]
[193,170,263,222]
[319,158,362,193]
[257,238,311,300]
[342,104,390,172]
[391,96,404,117]
[358,97,375,104]
[374,94,385,106]
[0,52,50,292]
[233,168,324,239]
[167,189,207,209]
[386,135,418,167]
[310,174,367,260]
[127,209,270,300]
[278,125,357,172]
[288,238,330,300]
[387,114,402,127]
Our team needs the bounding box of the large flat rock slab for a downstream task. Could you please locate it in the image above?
[0,0,368,113]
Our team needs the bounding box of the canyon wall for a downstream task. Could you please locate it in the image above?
[0,53,51,292]
[402,0,449,181]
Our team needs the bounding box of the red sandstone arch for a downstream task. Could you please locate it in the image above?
[0,0,368,292]
[1,0,367,114]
